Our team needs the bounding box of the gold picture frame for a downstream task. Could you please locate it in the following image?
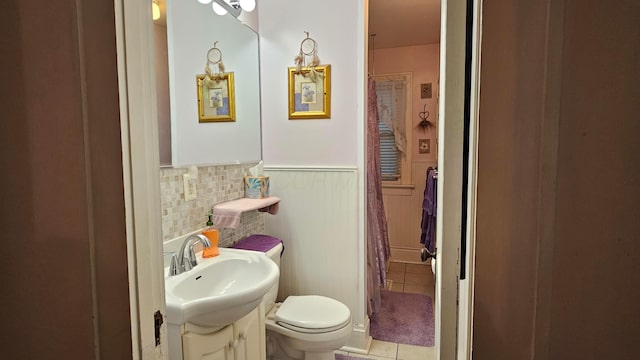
[288,65,331,119]
[197,73,236,122]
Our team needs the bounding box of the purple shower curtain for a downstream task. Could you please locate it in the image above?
[367,75,391,315]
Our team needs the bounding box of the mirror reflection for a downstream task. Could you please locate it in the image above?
[154,0,262,166]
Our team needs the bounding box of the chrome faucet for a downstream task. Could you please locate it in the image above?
[169,234,212,276]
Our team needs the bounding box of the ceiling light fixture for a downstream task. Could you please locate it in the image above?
[206,0,255,17]
[238,0,256,12]
[212,1,228,16]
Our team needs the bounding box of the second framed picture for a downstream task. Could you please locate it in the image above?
[288,65,331,119]
[197,73,236,122]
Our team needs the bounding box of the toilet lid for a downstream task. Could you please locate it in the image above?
[275,295,351,334]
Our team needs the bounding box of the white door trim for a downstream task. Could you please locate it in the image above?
[458,0,483,358]
[436,0,475,358]
[115,0,166,358]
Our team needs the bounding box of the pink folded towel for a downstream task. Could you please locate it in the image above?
[212,197,281,228]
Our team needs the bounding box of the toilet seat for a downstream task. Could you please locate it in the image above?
[274,295,351,334]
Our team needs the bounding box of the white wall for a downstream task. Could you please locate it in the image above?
[263,168,360,323]
[259,0,360,167]
[259,0,368,352]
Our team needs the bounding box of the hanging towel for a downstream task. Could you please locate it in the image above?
[420,168,437,253]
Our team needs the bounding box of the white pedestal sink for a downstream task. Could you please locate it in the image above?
[165,247,279,330]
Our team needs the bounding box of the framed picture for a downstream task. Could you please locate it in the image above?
[197,73,236,122]
[288,65,331,119]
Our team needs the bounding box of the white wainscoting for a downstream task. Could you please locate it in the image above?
[264,166,369,352]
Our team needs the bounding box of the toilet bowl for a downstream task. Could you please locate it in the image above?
[265,295,352,360]
[232,236,352,360]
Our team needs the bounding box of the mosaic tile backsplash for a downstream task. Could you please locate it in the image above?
[160,163,265,247]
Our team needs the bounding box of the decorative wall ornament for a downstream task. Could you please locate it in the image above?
[417,104,434,130]
[197,73,236,122]
[288,65,331,119]
[204,41,226,82]
[289,32,331,119]
[293,31,321,81]
[197,41,236,122]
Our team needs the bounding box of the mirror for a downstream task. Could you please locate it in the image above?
[155,0,262,166]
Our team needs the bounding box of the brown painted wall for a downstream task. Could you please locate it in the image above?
[547,0,640,358]
[474,0,550,358]
[475,0,640,359]
[0,1,131,358]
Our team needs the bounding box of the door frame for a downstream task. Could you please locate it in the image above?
[115,0,484,357]
[457,0,483,358]
[115,0,167,358]
[436,0,482,358]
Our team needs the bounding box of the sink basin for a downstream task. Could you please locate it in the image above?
[165,247,279,329]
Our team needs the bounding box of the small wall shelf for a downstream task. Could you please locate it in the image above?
[212,197,280,228]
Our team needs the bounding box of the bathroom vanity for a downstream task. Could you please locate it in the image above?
[164,248,278,360]
[181,305,265,360]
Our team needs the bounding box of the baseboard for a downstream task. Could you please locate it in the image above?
[341,316,372,354]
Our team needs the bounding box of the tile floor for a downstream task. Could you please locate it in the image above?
[335,339,435,360]
[335,261,436,360]
[386,261,435,301]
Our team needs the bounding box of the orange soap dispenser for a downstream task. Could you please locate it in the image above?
[202,212,219,258]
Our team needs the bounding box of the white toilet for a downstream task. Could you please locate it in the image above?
[262,242,352,360]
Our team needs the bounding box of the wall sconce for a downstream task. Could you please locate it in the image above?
[152,0,161,20]
[238,0,256,11]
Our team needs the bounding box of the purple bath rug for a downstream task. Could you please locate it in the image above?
[370,290,435,347]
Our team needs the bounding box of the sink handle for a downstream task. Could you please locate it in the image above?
[187,247,198,268]
[169,255,179,276]
[182,256,193,271]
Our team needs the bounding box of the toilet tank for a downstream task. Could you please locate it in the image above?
[263,242,283,312]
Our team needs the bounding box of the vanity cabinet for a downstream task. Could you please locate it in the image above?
[182,323,235,360]
[181,305,266,360]
[233,304,265,360]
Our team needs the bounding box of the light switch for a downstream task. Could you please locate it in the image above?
[183,174,197,201]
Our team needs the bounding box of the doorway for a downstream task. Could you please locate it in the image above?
[364,0,481,359]
[365,0,441,358]
[116,0,480,358]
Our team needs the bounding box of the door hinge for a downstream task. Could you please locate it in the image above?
[154,310,164,346]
